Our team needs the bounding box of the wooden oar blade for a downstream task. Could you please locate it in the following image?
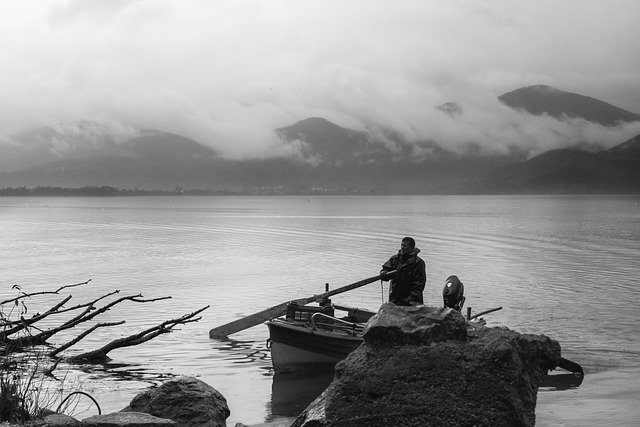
[209,298,307,338]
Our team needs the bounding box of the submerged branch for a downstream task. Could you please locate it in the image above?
[65,305,210,363]
[49,320,126,358]
[6,294,172,347]
[3,280,209,376]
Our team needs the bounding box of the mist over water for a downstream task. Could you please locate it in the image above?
[2,195,639,425]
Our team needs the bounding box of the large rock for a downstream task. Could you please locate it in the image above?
[293,303,561,427]
[363,304,468,345]
[126,376,230,427]
[43,413,81,426]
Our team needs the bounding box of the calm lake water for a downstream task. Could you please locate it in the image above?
[2,195,640,426]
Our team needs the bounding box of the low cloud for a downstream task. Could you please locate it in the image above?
[0,0,639,160]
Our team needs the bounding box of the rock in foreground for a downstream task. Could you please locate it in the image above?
[126,376,230,427]
[294,303,561,427]
[82,412,177,426]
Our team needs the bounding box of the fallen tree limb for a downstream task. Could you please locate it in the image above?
[4,293,172,348]
[0,280,91,307]
[65,305,210,363]
[3,281,210,376]
[49,321,126,358]
[1,295,73,340]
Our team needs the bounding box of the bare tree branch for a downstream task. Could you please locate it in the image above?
[1,280,93,336]
[7,294,172,347]
[3,281,209,375]
[49,321,126,358]
[65,305,210,363]
[1,296,73,337]
[0,280,91,306]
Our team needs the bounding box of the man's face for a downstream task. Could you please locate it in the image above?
[400,240,413,255]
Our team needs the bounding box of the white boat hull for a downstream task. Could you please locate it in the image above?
[266,317,364,374]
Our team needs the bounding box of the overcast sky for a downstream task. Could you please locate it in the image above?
[1,0,639,158]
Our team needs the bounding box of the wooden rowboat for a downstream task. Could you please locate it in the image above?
[265,301,494,374]
[265,302,375,374]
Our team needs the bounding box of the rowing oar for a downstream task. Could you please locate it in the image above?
[468,306,503,320]
[558,357,584,375]
[209,270,396,338]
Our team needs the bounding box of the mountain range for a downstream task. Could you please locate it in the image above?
[1,85,639,194]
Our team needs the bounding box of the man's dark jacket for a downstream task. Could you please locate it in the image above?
[381,247,426,306]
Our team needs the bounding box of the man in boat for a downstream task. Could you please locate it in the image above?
[380,236,427,306]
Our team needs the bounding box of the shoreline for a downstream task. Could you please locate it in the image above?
[2,368,637,427]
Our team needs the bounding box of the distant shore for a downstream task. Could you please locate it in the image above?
[0,186,236,197]
[2,186,640,197]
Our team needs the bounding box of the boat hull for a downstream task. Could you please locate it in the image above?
[266,319,363,374]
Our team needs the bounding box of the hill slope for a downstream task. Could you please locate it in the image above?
[473,133,640,194]
[600,133,640,160]
[498,85,640,126]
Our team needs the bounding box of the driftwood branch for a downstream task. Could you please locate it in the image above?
[0,280,91,307]
[1,280,92,340]
[2,295,73,338]
[6,293,172,348]
[49,321,126,358]
[2,290,118,332]
[65,305,210,363]
[2,281,210,375]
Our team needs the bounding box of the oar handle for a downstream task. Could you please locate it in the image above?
[306,270,397,303]
[558,357,584,375]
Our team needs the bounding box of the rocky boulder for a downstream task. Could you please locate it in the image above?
[293,303,561,427]
[363,303,468,345]
[126,376,230,427]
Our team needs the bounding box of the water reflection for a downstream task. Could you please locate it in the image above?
[266,367,585,420]
[210,336,272,366]
[540,373,584,391]
[211,336,336,420]
[78,362,176,384]
[268,369,334,420]
[208,336,273,375]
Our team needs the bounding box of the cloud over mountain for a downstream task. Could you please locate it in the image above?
[1,1,640,161]
[1,85,639,194]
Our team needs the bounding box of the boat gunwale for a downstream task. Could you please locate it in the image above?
[265,317,365,342]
